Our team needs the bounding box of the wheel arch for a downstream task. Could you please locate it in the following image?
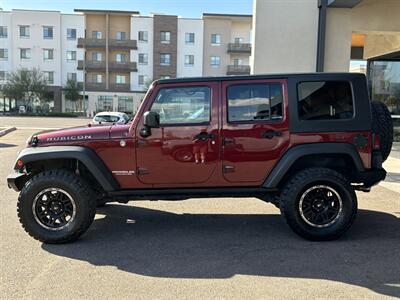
[15,146,119,192]
[263,143,365,189]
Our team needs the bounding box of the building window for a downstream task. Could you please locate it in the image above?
[92,52,103,62]
[138,75,149,86]
[66,51,76,61]
[151,87,211,125]
[0,49,8,60]
[20,48,31,59]
[211,34,221,45]
[138,31,148,42]
[297,81,354,120]
[115,53,127,63]
[19,26,30,38]
[160,53,171,66]
[67,73,77,81]
[116,75,126,84]
[234,37,244,44]
[227,84,283,122]
[138,53,148,65]
[116,32,126,40]
[184,55,194,66]
[43,49,54,60]
[92,31,102,39]
[118,96,134,113]
[43,26,53,39]
[97,95,113,111]
[233,58,242,66]
[43,71,54,84]
[92,74,103,83]
[160,31,171,44]
[210,56,220,67]
[0,71,9,81]
[185,33,195,44]
[67,28,76,40]
[0,26,7,38]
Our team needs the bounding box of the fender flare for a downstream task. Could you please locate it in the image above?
[263,143,365,188]
[16,146,119,191]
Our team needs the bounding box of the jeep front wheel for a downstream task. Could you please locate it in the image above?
[17,170,96,244]
[280,167,357,241]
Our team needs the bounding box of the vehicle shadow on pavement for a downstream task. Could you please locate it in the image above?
[0,143,17,148]
[42,205,400,297]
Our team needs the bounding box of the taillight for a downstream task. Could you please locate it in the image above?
[373,133,381,150]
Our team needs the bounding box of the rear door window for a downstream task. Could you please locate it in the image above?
[297,81,354,120]
[227,83,283,122]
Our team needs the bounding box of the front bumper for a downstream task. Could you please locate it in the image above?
[7,171,28,192]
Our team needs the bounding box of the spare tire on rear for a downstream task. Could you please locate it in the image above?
[371,101,393,162]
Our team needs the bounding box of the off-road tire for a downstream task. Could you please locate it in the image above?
[371,101,393,162]
[280,167,357,241]
[17,170,96,244]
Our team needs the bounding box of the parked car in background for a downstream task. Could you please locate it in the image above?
[92,112,130,124]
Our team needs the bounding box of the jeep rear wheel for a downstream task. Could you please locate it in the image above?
[280,167,357,241]
[17,170,96,244]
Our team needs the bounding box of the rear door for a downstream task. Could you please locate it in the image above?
[221,79,290,184]
[135,82,220,185]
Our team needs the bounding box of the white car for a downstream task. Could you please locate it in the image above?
[92,112,130,124]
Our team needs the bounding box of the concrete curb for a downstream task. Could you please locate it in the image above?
[0,127,17,137]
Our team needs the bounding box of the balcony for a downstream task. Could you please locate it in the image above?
[227,43,252,54]
[77,38,137,49]
[109,39,137,49]
[109,83,130,92]
[77,60,106,70]
[227,65,251,75]
[77,38,106,48]
[84,83,107,91]
[109,61,138,72]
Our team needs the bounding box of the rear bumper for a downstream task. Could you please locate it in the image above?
[355,168,386,188]
[7,171,27,192]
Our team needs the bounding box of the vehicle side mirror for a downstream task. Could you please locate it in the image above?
[144,111,160,128]
[140,111,160,138]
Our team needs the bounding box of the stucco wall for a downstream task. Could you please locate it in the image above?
[252,0,319,74]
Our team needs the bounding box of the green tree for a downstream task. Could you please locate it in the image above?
[2,68,48,111]
[64,79,82,112]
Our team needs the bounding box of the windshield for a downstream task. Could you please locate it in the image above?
[94,115,120,123]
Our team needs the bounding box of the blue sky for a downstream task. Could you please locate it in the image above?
[1,0,253,18]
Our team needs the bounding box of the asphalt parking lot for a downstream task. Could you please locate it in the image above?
[0,117,399,299]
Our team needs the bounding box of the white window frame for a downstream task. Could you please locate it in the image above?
[43,26,53,39]
[160,31,171,44]
[43,49,54,61]
[138,53,148,65]
[138,75,148,86]
[116,31,126,40]
[66,51,77,61]
[67,28,76,40]
[93,74,103,83]
[185,33,195,44]
[210,56,221,67]
[138,31,148,42]
[0,48,8,60]
[160,53,171,66]
[0,26,7,38]
[67,72,77,81]
[20,48,31,59]
[116,75,126,84]
[115,53,126,63]
[44,71,54,84]
[184,55,194,66]
[19,26,30,38]
[211,34,221,45]
[92,52,103,62]
[92,31,102,39]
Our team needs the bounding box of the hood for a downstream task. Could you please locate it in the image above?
[31,124,113,146]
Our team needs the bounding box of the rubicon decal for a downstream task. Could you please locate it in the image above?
[46,135,92,142]
[112,170,135,176]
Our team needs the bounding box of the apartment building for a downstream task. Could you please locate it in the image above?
[1,9,252,114]
[202,13,252,76]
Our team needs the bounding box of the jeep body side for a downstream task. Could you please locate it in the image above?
[7,73,391,243]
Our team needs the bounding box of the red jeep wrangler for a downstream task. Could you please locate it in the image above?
[7,73,393,243]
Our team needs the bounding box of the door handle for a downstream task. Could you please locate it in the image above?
[194,132,216,141]
[261,130,282,139]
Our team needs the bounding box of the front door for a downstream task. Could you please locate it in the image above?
[136,82,220,185]
[221,79,290,184]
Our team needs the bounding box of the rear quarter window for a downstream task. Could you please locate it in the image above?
[297,81,354,120]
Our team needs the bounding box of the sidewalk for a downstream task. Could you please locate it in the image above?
[380,143,400,193]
